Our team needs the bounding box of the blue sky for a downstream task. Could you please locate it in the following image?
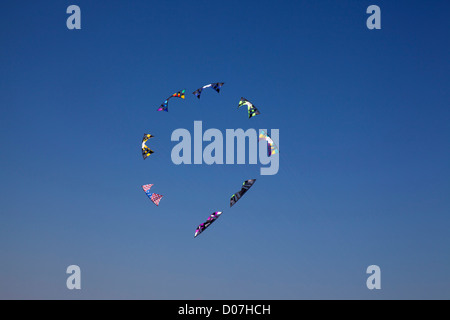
[0,0,449,299]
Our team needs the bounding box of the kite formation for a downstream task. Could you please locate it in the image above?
[140,81,279,238]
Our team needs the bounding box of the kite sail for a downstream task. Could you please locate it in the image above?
[238,97,260,119]
[193,82,224,99]
[194,211,223,238]
[230,179,256,207]
[142,184,163,206]
[157,89,186,112]
[142,133,154,159]
[259,129,279,156]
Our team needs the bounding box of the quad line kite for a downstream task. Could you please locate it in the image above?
[142,184,163,206]
[193,82,224,99]
[157,89,186,112]
[194,211,223,238]
[238,97,261,119]
[142,133,154,159]
[259,129,279,156]
[230,179,256,207]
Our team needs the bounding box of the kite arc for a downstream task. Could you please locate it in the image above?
[171,121,280,176]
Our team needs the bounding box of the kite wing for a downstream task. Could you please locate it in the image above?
[229,193,240,207]
[237,97,249,109]
[171,89,186,99]
[237,97,260,118]
[230,179,256,207]
[142,184,153,192]
[194,211,223,238]
[157,89,185,112]
[157,100,169,112]
[142,184,163,206]
[211,82,224,93]
[148,193,163,206]
[259,130,279,156]
[142,134,154,159]
[193,88,203,99]
[248,104,260,119]
[192,82,224,99]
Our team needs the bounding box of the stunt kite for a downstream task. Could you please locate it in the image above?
[142,184,164,206]
[259,129,279,156]
[194,211,223,238]
[142,133,154,159]
[193,82,224,99]
[230,179,256,207]
[157,89,186,112]
[238,97,260,119]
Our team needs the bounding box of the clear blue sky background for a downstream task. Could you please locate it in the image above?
[1,0,449,299]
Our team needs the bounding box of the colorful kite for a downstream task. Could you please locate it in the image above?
[230,179,256,207]
[142,133,154,159]
[157,89,186,112]
[259,129,279,156]
[238,97,260,119]
[193,82,224,99]
[142,184,164,206]
[194,211,223,238]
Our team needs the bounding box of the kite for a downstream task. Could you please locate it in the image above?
[157,89,186,112]
[194,211,223,238]
[193,82,224,99]
[142,184,164,206]
[238,97,260,119]
[142,133,154,159]
[259,129,279,156]
[230,179,256,207]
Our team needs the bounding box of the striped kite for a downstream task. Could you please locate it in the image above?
[259,129,279,156]
[194,211,222,238]
[238,97,260,119]
[230,179,256,207]
[142,184,163,206]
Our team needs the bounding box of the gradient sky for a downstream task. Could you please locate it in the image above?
[1,0,449,299]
